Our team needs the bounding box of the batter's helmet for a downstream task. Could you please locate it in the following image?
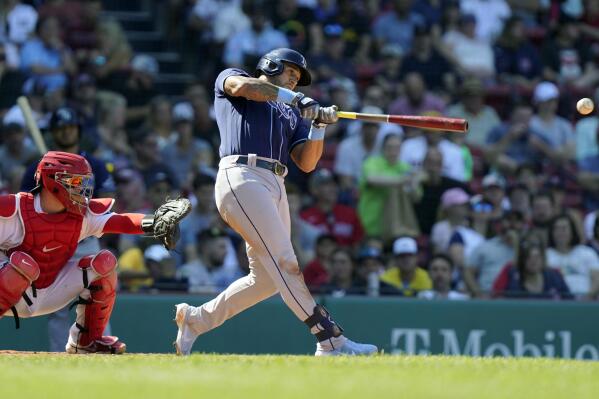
[35,151,94,216]
[49,107,79,131]
[255,48,311,86]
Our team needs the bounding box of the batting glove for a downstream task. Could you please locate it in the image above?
[297,95,320,120]
[315,105,339,125]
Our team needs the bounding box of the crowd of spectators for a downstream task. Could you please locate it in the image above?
[1,0,599,301]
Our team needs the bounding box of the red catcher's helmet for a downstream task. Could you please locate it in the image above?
[34,151,94,215]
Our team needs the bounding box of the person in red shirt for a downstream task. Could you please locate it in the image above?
[0,151,190,354]
[303,234,337,292]
[300,168,364,247]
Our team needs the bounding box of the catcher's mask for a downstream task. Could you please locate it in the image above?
[35,151,94,216]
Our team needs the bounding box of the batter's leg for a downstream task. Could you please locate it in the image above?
[218,167,316,320]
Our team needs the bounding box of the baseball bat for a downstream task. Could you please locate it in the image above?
[336,111,468,133]
[17,96,48,155]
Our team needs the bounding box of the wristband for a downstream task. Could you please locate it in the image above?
[308,123,326,140]
[277,87,302,105]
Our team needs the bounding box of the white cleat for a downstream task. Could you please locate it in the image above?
[173,303,197,356]
[315,338,378,356]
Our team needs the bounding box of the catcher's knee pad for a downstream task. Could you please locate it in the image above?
[75,251,118,347]
[77,249,117,288]
[303,305,344,342]
[0,252,40,316]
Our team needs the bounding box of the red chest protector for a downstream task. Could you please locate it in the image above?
[8,193,83,289]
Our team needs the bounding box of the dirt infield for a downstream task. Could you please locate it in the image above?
[0,350,70,355]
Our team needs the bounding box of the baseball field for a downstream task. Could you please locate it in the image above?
[1,353,597,399]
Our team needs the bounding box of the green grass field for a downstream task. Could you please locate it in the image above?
[1,353,597,399]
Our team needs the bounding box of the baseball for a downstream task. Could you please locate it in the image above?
[577,98,594,115]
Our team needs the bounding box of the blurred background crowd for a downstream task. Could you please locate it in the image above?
[1,0,599,301]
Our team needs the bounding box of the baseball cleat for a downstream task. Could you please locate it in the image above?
[173,303,197,356]
[315,338,378,356]
[66,336,126,354]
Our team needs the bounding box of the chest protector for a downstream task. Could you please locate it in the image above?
[8,193,83,289]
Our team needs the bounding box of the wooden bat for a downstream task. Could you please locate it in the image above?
[336,111,468,133]
[17,96,48,155]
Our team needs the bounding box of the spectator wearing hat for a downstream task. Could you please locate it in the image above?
[528,81,575,166]
[352,246,386,296]
[493,16,542,89]
[177,228,243,294]
[446,78,501,148]
[400,22,455,93]
[379,237,432,296]
[389,72,446,117]
[431,188,476,253]
[311,24,356,81]
[119,244,187,292]
[20,16,76,92]
[0,42,27,114]
[442,12,495,80]
[3,77,46,128]
[303,234,337,291]
[358,134,421,239]
[473,173,507,218]
[412,147,468,235]
[419,254,469,300]
[372,0,426,54]
[374,44,404,98]
[464,210,524,297]
[69,73,100,150]
[546,214,599,299]
[161,101,215,188]
[485,101,547,174]
[127,129,180,192]
[301,168,364,248]
[334,106,385,194]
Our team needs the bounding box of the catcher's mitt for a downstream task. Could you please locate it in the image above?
[141,198,192,250]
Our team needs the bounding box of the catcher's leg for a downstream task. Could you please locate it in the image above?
[65,250,125,354]
[0,252,40,327]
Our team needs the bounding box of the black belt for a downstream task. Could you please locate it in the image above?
[235,156,287,176]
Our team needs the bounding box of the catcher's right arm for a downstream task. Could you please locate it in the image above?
[141,198,192,250]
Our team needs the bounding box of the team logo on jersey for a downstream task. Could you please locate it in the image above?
[268,101,297,129]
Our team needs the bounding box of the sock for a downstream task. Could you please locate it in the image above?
[316,335,347,351]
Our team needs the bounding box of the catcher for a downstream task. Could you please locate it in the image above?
[0,151,191,354]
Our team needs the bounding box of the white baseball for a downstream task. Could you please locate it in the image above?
[577,98,594,115]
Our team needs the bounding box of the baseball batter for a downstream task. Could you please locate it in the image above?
[0,151,190,353]
[174,48,377,356]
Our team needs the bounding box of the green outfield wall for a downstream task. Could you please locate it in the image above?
[2,295,599,359]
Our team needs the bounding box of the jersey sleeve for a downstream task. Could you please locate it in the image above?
[80,212,114,240]
[215,68,250,97]
[289,116,310,153]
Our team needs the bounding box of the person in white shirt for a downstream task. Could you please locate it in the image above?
[460,0,511,43]
[546,213,599,298]
[419,254,469,300]
[399,130,467,182]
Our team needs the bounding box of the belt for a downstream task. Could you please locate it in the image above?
[235,156,287,176]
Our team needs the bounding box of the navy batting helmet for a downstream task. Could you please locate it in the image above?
[49,107,79,131]
[255,48,311,86]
